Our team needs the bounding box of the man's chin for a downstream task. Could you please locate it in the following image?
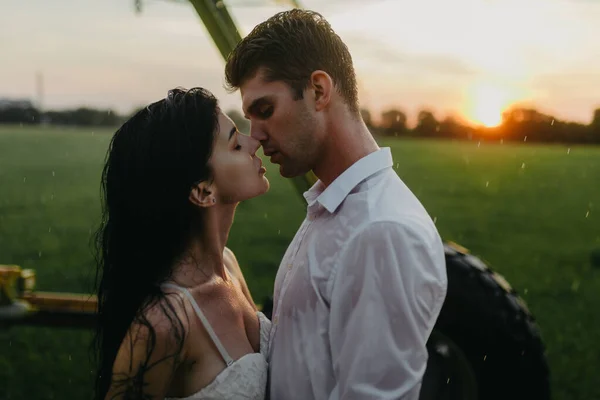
[278,164,310,179]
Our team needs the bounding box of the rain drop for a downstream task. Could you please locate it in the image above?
[524,288,528,294]
[500,139,504,144]
[567,148,571,154]
[477,141,481,148]
[264,213,268,219]
[483,355,487,361]
[52,170,55,177]
[521,163,526,169]
[38,251,42,258]
[51,193,54,201]
[447,378,450,384]
[571,280,580,292]
[551,119,555,126]
[395,163,399,169]
[278,230,281,235]
[69,355,72,361]
[48,227,52,233]
[524,136,527,142]
[433,217,437,224]
[485,181,489,187]
[585,211,590,218]
[23,177,26,183]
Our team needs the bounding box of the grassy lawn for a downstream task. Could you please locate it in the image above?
[0,124,598,399]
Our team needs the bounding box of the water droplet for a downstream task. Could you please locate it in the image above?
[446,378,450,384]
[521,163,526,169]
[551,119,555,125]
[483,355,487,361]
[433,217,437,223]
[48,227,52,233]
[23,177,26,183]
[485,181,489,187]
[567,148,570,154]
[524,136,527,142]
[52,170,55,177]
[585,211,590,218]
[395,163,399,169]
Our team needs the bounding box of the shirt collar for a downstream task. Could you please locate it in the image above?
[303,147,393,214]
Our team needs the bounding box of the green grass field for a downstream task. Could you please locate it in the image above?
[1,124,599,400]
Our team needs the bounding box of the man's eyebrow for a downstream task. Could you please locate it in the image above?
[229,127,236,141]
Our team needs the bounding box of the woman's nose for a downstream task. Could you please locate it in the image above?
[247,135,261,155]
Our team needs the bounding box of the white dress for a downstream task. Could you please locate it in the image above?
[162,283,271,400]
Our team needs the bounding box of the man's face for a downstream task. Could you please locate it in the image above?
[240,70,322,178]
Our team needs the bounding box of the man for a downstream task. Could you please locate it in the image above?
[225,9,448,399]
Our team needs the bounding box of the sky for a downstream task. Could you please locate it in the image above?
[1,0,599,126]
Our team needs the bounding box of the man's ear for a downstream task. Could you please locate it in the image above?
[189,180,216,208]
[309,70,333,111]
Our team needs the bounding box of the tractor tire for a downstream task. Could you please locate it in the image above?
[427,241,552,400]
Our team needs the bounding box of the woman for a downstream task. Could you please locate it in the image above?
[92,87,271,400]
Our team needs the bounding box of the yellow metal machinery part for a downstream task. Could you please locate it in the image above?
[0,1,314,329]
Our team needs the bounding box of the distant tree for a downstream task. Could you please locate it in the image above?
[380,109,407,136]
[415,109,439,137]
[360,108,373,128]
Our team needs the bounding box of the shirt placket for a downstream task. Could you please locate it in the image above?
[269,206,320,348]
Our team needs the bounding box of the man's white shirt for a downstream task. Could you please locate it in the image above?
[267,147,448,400]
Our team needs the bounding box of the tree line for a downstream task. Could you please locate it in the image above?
[364,107,600,145]
[1,99,599,145]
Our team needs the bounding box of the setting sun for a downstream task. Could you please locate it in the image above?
[464,82,522,127]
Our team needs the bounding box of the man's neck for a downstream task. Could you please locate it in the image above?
[313,115,380,187]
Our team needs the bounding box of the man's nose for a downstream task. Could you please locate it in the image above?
[250,122,268,142]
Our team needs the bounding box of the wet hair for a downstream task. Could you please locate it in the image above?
[224,9,360,116]
[91,87,219,400]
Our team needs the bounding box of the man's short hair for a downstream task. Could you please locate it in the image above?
[224,9,359,116]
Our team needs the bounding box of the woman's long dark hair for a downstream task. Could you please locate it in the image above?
[92,87,220,400]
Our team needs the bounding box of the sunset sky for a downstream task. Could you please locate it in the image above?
[1,0,599,126]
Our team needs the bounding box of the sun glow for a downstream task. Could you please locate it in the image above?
[465,82,521,127]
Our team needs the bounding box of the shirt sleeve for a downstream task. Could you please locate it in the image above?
[327,219,447,400]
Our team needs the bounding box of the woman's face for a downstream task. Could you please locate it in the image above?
[208,111,270,203]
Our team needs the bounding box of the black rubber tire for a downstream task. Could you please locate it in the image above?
[433,242,552,400]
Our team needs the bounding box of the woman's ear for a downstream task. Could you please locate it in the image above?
[189,181,216,208]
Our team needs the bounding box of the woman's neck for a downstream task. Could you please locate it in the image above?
[171,203,237,286]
